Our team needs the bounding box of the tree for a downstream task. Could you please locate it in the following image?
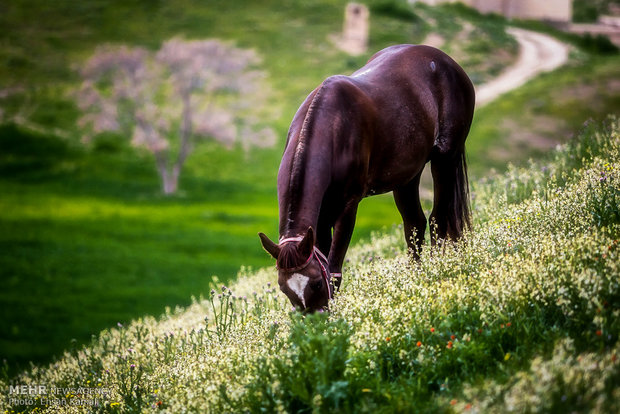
[75,38,276,194]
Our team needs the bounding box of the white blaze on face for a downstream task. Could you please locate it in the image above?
[287,273,309,308]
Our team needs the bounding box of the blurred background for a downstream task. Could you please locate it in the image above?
[0,0,618,375]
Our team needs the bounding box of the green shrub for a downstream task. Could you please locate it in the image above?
[574,33,619,55]
[237,312,353,413]
[572,0,616,23]
[0,123,76,176]
[573,0,600,23]
[370,0,420,22]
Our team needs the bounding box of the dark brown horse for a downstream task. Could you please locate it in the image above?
[259,44,475,312]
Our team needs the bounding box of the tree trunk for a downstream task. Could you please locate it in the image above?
[157,93,192,195]
[151,93,193,195]
[154,150,179,195]
[161,168,179,195]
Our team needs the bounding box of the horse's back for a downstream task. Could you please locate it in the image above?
[354,44,474,152]
[356,44,472,88]
[344,45,475,192]
[352,44,474,128]
[283,44,475,196]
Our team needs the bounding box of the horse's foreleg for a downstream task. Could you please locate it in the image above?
[316,209,333,258]
[394,172,426,259]
[328,200,359,291]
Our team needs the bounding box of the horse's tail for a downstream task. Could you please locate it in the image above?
[453,148,471,237]
[430,146,471,241]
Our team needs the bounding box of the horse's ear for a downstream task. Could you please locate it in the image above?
[258,232,280,259]
[298,227,314,258]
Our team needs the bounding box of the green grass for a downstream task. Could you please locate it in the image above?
[0,0,522,372]
[573,0,616,23]
[1,116,617,413]
[0,0,618,377]
[0,124,271,366]
[467,54,620,174]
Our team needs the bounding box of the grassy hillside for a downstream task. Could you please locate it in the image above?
[2,116,617,413]
[0,0,524,372]
[0,0,618,378]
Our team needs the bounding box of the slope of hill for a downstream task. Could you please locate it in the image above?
[2,116,617,413]
[1,0,618,383]
[0,0,523,372]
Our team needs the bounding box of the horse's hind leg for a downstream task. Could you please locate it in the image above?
[429,147,470,244]
[394,172,426,259]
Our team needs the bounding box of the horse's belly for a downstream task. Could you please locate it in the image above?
[365,125,434,195]
[366,155,428,195]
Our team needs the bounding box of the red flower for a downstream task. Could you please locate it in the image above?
[450,335,456,340]
[450,399,457,405]
[506,322,512,327]
[447,341,453,349]
[430,327,435,333]
[416,341,422,347]
[596,330,603,336]
[386,337,391,342]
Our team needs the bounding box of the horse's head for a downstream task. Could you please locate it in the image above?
[258,227,332,312]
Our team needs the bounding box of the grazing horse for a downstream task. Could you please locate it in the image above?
[259,44,475,312]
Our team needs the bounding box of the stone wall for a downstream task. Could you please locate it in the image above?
[412,0,573,23]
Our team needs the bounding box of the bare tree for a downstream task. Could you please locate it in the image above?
[76,39,276,194]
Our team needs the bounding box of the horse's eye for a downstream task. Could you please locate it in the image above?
[310,280,323,291]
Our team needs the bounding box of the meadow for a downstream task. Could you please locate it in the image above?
[1,115,617,413]
[0,0,618,383]
[0,0,519,371]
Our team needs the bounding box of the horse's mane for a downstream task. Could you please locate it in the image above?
[277,243,309,270]
[284,82,329,230]
[290,76,348,185]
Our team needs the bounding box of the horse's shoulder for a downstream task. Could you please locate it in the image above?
[366,44,412,61]
[316,75,364,103]
[321,74,356,89]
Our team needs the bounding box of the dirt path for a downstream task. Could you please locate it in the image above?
[475,28,570,107]
[418,29,571,201]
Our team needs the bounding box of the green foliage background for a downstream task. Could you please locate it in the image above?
[0,0,618,378]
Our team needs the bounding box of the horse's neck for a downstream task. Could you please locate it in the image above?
[279,82,340,238]
[279,167,331,238]
[278,136,333,238]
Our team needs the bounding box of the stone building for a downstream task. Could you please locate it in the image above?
[411,0,573,23]
[335,3,370,55]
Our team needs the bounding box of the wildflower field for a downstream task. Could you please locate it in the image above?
[0,0,526,370]
[2,116,618,413]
